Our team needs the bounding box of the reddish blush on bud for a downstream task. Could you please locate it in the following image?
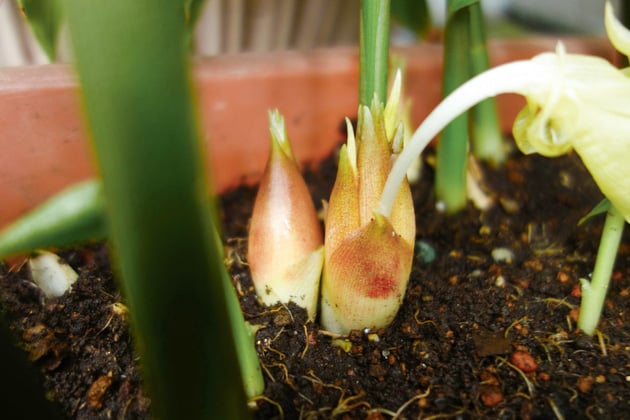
[321,213,413,333]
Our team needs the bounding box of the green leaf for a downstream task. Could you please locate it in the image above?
[0,180,105,258]
[183,0,206,45]
[63,0,249,417]
[447,0,480,15]
[391,0,431,38]
[184,0,205,25]
[17,0,64,60]
[579,198,611,226]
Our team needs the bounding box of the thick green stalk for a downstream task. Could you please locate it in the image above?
[578,205,626,335]
[63,1,248,418]
[468,2,506,166]
[360,0,391,106]
[435,0,471,213]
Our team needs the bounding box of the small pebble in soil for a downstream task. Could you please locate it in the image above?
[559,170,573,188]
[575,334,595,350]
[332,338,352,353]
[273,311,292,326]
[87,372,113,409]
[415,240,436,263]
[577,375,595,393]
[556,271,570,283]
[495,275,506,287]
[510,350,538,372]
[480,385,504,407]
[569,307,580,322]
[499,197,520,213]
[571,283,582,298]
[491,247,515,264]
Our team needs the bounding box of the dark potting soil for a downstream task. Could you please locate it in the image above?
[1,141,630,419]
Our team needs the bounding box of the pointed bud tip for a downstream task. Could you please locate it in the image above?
[344,117,357,173]
[268,109,295,160]
[385,69,403,138]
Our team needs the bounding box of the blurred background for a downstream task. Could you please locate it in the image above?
[0,0,621,67]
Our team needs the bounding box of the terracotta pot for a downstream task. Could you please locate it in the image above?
[0,37,614,229]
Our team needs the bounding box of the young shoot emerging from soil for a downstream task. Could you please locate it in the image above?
[321,71,415,334]
[248,110,324,320]
[380,1,630,337]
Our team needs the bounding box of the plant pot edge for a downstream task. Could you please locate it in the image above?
[0,36,614,229]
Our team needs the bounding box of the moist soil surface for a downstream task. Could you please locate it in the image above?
[2,141,630,419]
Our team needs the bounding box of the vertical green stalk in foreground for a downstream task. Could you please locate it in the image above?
[435,0,471,213]
[63,1,248,418]
[579,205,626,336]
[360,0,391,106]
[468,2,506,166]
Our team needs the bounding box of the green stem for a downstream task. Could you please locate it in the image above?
[578,205,625,335]
[360,0,391,106]
[468,2,506,166]
[213,228,265,398]
[435,0,471,213]
[63,1,248,417]
[435,116,468,213]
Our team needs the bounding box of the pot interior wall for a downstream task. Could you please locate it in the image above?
[0,38,613,228]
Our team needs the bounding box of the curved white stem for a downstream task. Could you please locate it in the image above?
[379,59,554,217]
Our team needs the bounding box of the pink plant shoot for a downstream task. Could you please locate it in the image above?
[321,71,416,334]
[248,110,324,320]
